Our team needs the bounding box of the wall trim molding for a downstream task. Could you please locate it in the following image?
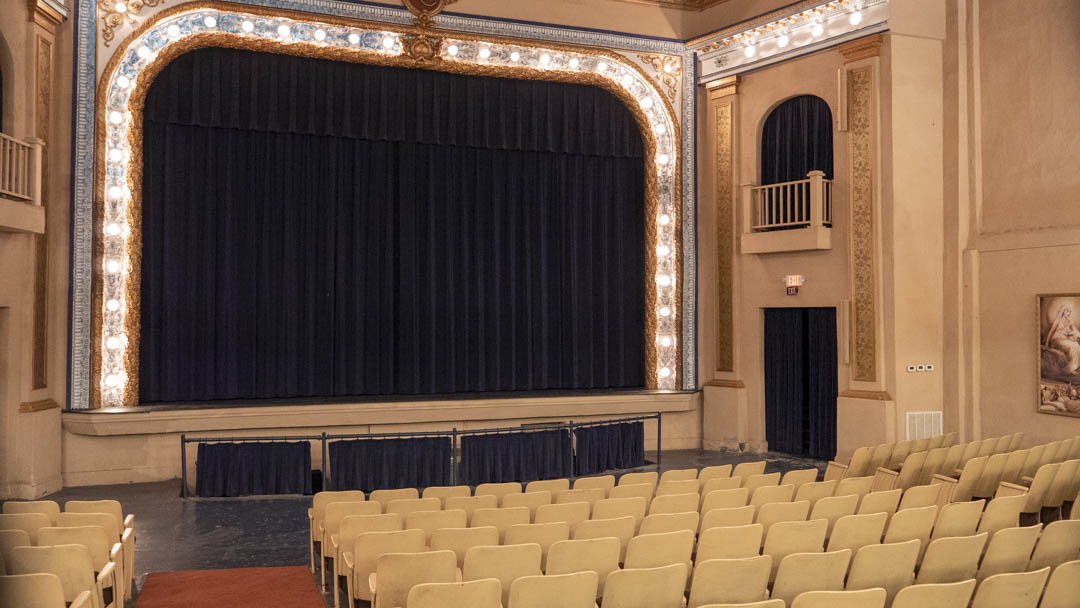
[20,398,60,413]
[838,389,893,401]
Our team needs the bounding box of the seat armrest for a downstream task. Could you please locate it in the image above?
[111,542,123,558]
[996,481,1029,499]
[98,561,117,587]
[824,461,849,482]
[932,474,958,484]
[124,514,135,528]
[121,528,133,545]
[1021,476,1035,485]
[330,534,339,551]
[369,572,377,596]
[71,591,93,608]
[341,552,353,571]
[307,508,314,520]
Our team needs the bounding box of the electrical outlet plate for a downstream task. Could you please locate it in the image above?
[926,364,934,371]
[907,365,917,372]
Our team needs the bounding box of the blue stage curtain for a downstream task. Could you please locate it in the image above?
[138,47,646,404]
[328,437,451,491]
[459,429,571,486]
[195,441,312,497]
[573,421,645,476]
[760,94,833,185]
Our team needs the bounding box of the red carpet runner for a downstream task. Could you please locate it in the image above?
[135,566,325,608]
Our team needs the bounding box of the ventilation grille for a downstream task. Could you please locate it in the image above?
[906,411,943,440]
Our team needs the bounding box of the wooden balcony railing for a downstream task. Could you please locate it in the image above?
[744,170,832,232]
[0,133,44,206]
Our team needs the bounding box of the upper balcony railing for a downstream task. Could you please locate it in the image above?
[0,133,43,206]
[745,170,832,232]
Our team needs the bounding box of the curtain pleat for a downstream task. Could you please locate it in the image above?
[806,308,838,459]
[459,430,572,486]
[194,441,312,497]
[760,95,833,184]
[573,421,646,475]
[328,438,451,491]
[764,308,807,455]
[139,47,646,403]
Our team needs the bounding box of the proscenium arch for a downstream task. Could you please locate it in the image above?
[91,1,683,408]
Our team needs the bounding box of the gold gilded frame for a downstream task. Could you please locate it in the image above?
[92,1,683,407]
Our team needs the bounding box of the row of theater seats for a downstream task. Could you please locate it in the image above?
[309,461,1080,608]
[867,433,1028,491]
[0,499,135,608]
[826,432,963,480]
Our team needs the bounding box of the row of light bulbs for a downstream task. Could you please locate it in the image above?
[740,3,863,58]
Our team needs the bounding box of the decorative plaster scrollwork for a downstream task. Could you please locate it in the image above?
[98,0,167,46]
[636,53,681,102]
[848,65,876,382]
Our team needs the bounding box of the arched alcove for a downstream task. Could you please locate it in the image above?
[759,94,833,185]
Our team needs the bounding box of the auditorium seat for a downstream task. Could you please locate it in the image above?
[370,550,457,608]
[659,468,699,484]
[656,479,699,496]
[749,484,794,509]
[899,483,943,511]
[696,524,763,561]
[310,491,368,573]
[9,544,105,608]
[701,488,749,512]
[769,549,851,606]
[332,514,403,606]
[476,483,524,502]
[0,530,31,573]
[618,472,658,489]
[694,601,783,608]
[463,543,542,607]
[1039,559,1080,608]
[407,578,502,608]
[321,502,383,588]
[623,529,693,573]
[54,512,131,600]
[370,488,420,510]
[791,588,886,608]
[555,488,606,509]
[341,529,425,605]
[502,491,552,520]
[781,469,819,492]
[742,473,781,496]
[504,522,570,569]
[970,567,1050,608]
[507,571,598,608]
[834,476,875,504]
[701,477,744,494]
[0,513,50,545]
[826,447,874,481]
[976,525,1041,583]
[573,516,635,561]
[755,500,810,541]
[700,505,755,532]
[732,461,767,479]
[609,483,655,503]
[917,448,951,487]
[932,500,985,539]
[535,502,591,529]
[687,555,771,607]
[422,486,471,507]
[0,573,92,608]
[602,563,687,608]
[573,475,615,495]
[978,495,1028,537]
[845,539,919,605]
[649,492,699,516]
[406,509,467,547]
[546,537,620,597]
[793,481,836,507]
[826,512,886,554]
[37,526,120,607]
[445,495,498,525]
[762,518,827,580]
[883,505,938,560]
[592,497,647,531]
[385,497,441,520]
[890,579,975,608]
[638,511,698,536]
[697,465,733,488]
[808,494,858,537]
[525,479,570,495]
[2,501,60,525]
[430,527,499,568]
[471,507,531,543]
[915,533,988,584]
[856,489,902,518]
[1027,520,1080,571]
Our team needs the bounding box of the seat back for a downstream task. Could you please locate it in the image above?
[1020,444,1046,479]
[916,532,988,584]
[421,486,471,507]
[405,509,467,545]
[899,483,942,511]
[896,451,931,490]
[891,579,975,608]
[999,449,1029,486]
[0,530,31,571]
[546,537,620,597]
[970,567,1050,608]
[743,472,781,496]
[834,476,874,503]
[780,468,819,492]
[340,514,404,556]
[687,555,771,607]
[843,447,874,479]
[10,545,96,606]
[502,491,552,520]
[325,501,383,537]
[731,461,767,479]
[638,512,698,536]
[696,523,763,561]
[572,475,615,494]
[1028,519,1080,571]
[700,488,749,512]
[1045,459,1080,508]
[978,494,1026,536]
[2,501,60,526]
[656,479,698,497]
[385,497,441,520]
[463,543,542,607]
[444,495,498,525]
[617,472,658,489]
[623,530,694,571]
[976,524,1041,582]
[573,516,634,561]
[373,550,456,608]
[659,468,698,484]
[701,477,743,494]
[756,500,810,539]
[602,563,688,608]
[749,484,795,509]
[430,526,498,568]
[313,491,368,521]
[475,482,523,501]
[1039,559,1080,608]
[507,571,597,608]
[809,494,858,537]
[918,448,950,486]
[889,440,916,470]
[1007,432,1024,452]
[592,497,646,530]
[37,526,111,572]
[992,435,1013,455]
[973,453,1011,499]
[976,437,998,458]
[700,505,755,531]
[55,513,119,543]
[608,483,654,503]
[0,514,51,545]
[471,507,531,543]
[932,499,986,540]
[649,492,699,516]
[504,522,569,569]
[64,501,124,533]
[793,480,837,507]
[525,479,570,495]
[1022,462,1062,514]
[845,538,920,605]
[791,588,886,608]
[0,572,69,608]
[883,504,938,556]
[770,549,852,606]
[869,444,895,471]
[940,444,966,478]
[370,488,419,510]
[826,511,886,554]
[407,578,502,608]
[554,488,605,509]
[857,489,902,517]
[351,529,426,601]
[534,502,590,528]
[762,518,828,580]
[697,465,733,487]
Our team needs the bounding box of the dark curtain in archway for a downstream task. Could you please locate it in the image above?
[760,95,833,185]
[138,47,646,403]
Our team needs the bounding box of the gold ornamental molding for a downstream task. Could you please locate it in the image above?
[847,63,876,382]
[19,398,60,413]
[91,1,684,407]
[613,0,731,10]
[838,389,892,401]
[709,75,737,373]
[838,33,882,62]
[636,53,681,103]
[97,0,168,46]
[30,0,69,32]
[704,378,745,389]
[32,35,53,390]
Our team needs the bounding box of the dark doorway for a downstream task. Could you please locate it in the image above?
[764,307,838,459]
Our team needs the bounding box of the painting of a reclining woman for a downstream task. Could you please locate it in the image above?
[1040,295,1080,416]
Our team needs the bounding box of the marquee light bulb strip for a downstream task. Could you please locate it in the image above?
[98,7,681,406]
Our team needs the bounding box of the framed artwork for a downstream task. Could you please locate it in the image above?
[1039,294,1080,417]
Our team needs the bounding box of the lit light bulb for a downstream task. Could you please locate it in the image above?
[348,33,360,44]
[660,336,673,347]
[106,260,121,273]
[447,45,459,56]
[478,47,491,59]
[107,223,122,236]
[116,75,130,89]
[657,275,672,287]
[659,367,672,378]
[641,97,654,109]
[811,22,824,37]
[105,374,121,387]
[108,186,124,199]
[108,149,123,162]
[166,24,181,37]
[657,154,670,165]
[621,74,633,86]
[106,299,121,311]
[663,63,673,73]
[744,44,756,58]
[382,36,395,48]
[204,16,217,28]
[106,336,122,349]
[540,54,551,65]
[510,51,520,61]
[569,58,580,68]
[137,46,151,59]
[777,33,789,48]
[241,20,254,32]
[277,24,291,38]
[114,1,126,12]
[660,306,672,317]
[655,123,666,135]
[314,29,326,41]
[849,10,863,25]
[657,244,670,256]
[658,214,671,225]
[597,61,608,72]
